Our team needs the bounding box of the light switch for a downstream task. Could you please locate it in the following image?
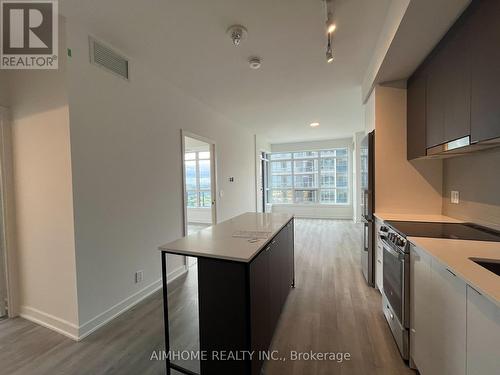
[451,191,460,204]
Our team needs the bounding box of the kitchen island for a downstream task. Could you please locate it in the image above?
[159,212,295,375]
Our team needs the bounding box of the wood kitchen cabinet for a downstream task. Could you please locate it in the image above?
[466,285,500,375]
[406,0,500,160]
[249,220,294,375]
[430,260,466,375]
[425,14,470,149]
[410,244,466,375]
[410,241,500,375]
[161,214,295,375]
[407,72,427,159]
[468,0,500,143]
[410,244,434,374]
[249,243,271,375]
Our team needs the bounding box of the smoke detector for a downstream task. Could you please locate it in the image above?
[227,25,248,46]
[249,57,262,70]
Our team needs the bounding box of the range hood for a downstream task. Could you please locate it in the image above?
[426,135,500,158]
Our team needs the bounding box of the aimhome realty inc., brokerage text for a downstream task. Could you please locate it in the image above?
[150,350,352,363]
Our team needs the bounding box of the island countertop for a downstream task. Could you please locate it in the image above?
[159,212,294,263]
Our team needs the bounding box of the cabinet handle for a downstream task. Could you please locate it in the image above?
[446,268,457,277]
[411,328,416,333]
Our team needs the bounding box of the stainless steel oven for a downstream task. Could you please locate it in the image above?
[380,225,410,360]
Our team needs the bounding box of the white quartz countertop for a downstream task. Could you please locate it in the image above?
[159,212,293,263]
[375,212,463,223]
[408,237,500,306]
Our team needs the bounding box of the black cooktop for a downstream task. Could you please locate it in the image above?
[386,221,500,242]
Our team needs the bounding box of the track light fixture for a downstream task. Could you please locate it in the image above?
[326,12,336,34]
[324,0,336,63]
[326,33,334,63]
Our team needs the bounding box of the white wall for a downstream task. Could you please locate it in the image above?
[0,70,9,106]
[361,0,411,101]
[374,85,443,215]
[7,19,80,338]
[65,22,256,335]
[364,90,376,133]
[269,138,354,219]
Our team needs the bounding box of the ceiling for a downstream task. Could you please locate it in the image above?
[60,0,392,143]
[369,0,471,93]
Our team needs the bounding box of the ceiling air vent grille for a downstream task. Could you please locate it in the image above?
[89,37,129,80]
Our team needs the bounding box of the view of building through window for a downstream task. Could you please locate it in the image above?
[185,151,211,208]
[268,149,349,204]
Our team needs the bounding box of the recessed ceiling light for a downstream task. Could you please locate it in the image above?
[249,57,262,69]
[310,122,320,128]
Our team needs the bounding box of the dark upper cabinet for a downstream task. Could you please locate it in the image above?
[425,14,470,149]
[405,1,500,160]
[425,49,446,148]
[469,0,500,143]
[407,72,427,159]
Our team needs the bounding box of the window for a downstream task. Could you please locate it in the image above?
[268,148,350,205]
[185,151,211,208]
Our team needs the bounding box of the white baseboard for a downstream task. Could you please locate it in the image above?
[167,264,189,282]
[293,214,352,219]
[20,265,188,341]
[19,305,79,340]
[78,265,187,340]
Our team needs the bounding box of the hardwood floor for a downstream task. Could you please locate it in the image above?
[263,219,414,375]
[187,223,210,235]
[0,219,414,375]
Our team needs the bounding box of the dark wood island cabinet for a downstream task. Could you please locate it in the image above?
[159,213,295,375]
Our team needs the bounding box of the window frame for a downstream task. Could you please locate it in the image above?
[268,148,350,205]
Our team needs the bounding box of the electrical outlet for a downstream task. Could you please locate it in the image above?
[135,270,144,284]
[451,191,460,204]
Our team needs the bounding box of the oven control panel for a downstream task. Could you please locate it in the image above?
[379,225,407,252]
